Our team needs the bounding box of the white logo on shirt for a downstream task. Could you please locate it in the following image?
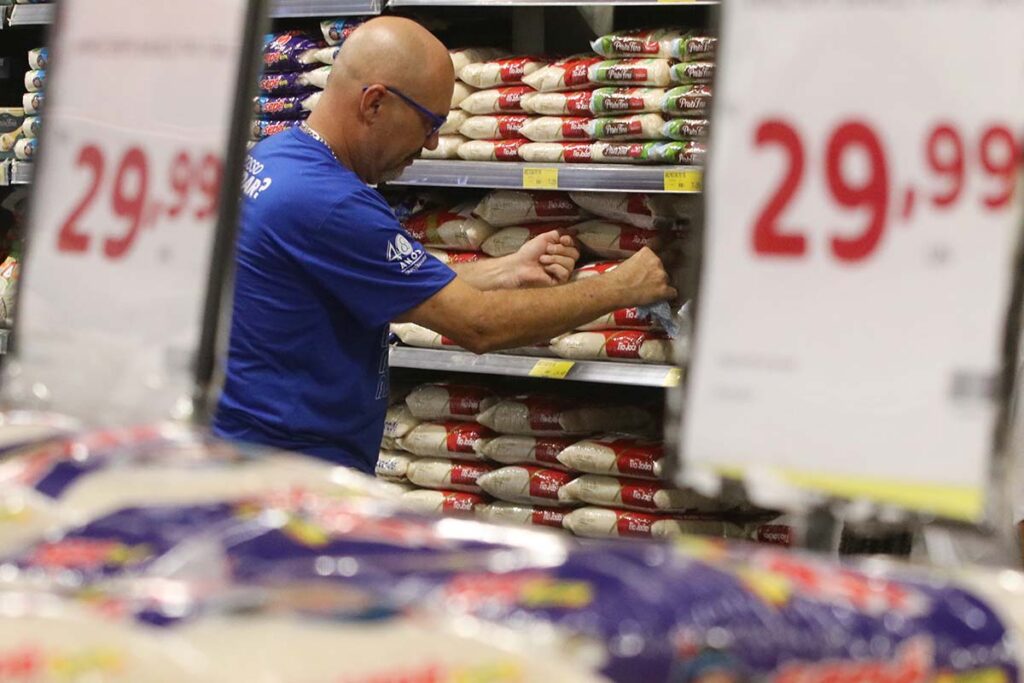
[386,233,427,274]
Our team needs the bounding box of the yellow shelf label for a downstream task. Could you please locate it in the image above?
[528,359,575,379]
[522,167,559,190]
[658,0,698,4]
[663,169,703,192]
[663,367,682,387]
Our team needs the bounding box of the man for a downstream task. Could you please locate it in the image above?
[214,17,677,473]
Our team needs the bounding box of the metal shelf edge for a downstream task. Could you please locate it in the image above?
[391,0,716,4]
[8,3,54,26]
[11,160,33,185]
[269,0,382,16]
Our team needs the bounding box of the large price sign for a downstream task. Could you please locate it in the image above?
[2,0,261,424]
[682,0,1024,522]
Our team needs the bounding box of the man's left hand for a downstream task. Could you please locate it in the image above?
[511,230,581,287]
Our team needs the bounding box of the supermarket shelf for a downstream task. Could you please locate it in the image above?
[392,0,716,4]
[8,3,53,26]
[390,345,680,387]
[389,159,702,193]
[11,160,33,185]
[269,0,382,16]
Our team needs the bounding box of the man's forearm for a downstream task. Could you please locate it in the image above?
[449,258,516,291]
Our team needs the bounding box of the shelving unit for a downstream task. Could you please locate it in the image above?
[269,0,382,17]
[7,3,53,26]
[10,160,32,185]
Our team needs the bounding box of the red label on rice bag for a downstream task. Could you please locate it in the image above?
[626,194,654,217]
[527,467,575,501]
[448,386,495,417]
[562,57,605,87]
[621,226,660,252]
[602,439,665,477]
[403,210,464,244]
[441,251,484,264]
[522,397,568,432]
[755,524,794,547]
[444,422,495,454]
[613,308,648,328]
[450,462,491,487]
[498,57,539,83]
[574,261,623,278]
[441,491,486,513]
[494,139,527,161]
[620,480,662,509]
[562,143,595,163]
[496,115,529,138]
[534,437,576,466]
[530,192,577,217]
[496,87,533,111]
[441,336,459,347]
[560,118,592,139]
[615,510,659,537]
[604,330,647,359]
[531,506,569,528]
[563,91,596,115]
[601,143,646,160]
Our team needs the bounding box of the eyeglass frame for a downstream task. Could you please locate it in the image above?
[362,84,447,139]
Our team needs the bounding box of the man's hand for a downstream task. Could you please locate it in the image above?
[510,230,580,288]
[609,247,678,306]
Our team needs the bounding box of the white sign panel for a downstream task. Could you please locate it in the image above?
[3,0,253,424]
[683,0,1024,522]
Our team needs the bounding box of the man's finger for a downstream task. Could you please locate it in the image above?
[543,263,572,282]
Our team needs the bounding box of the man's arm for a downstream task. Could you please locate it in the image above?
[395,248,675,354]
[448,230,580,290]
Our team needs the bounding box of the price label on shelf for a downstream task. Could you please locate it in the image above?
[663,169,703,193]
[3,0,260,424]
[528,359,575,379]
[682,0,1024,522]
[522,167,559,190]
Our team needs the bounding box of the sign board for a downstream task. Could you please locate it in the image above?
[682,0,1024,523]
[2,0,262,425]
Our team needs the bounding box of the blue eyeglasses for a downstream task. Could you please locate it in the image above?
[363,84,446,138]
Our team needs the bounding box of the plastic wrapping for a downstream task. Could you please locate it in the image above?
[402,204,496,250]
[405,383,500,422]
[478,396,653,437]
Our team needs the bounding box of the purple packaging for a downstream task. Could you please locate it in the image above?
[262,31,325,73]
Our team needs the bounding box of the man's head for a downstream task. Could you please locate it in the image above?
[307,17,455,185]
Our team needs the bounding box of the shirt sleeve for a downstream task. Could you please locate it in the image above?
[274,187,456,327]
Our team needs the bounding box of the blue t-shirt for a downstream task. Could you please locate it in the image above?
[214,128,455,473]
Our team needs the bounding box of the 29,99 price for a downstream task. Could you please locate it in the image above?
[752,120,1021,262]
[57,145,223,259]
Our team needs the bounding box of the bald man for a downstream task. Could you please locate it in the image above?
[215,18,676,473]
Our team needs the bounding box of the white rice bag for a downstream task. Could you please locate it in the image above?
[401,489,487,516]
[397,421,495,460]
[663,117,709,141]
[459,56,548,89]
[563,507,734,539]
[476,465,578,506]
[24,69,46,93]
[480,222,577,257]
[552,330,673,364]
[390,323,463,351]
[477,396,652,436]
[477,435,577,469]
[457,139,528,162]
[383,404,421,442]
[570,191,702,230]
[523,88,666,117]
[557,436,665,479]
[405,457,493,493]
[663,85,713,117]
[304,66,332,89]
[574,219,662,258]
[320,18,364,46]
[473,190,582,227]
[375,450,416,481]
[14,138,36,161]
[28,47,48,71]
[459,86,532,115]
[520,141,701,164]
[524,57,672,93]
[313,46,340,65]
[23,92,43,116]
[591,29,717,62]
[450,47,510,74]
[402,203,496,249]
[560,475,728,513]
[406,383,499,422]
[427,248,490,265]
[459,114,530,140]
[21,116,40,140]
[420,135,467,160]
[670,62,715,85]
[451,81,477,109]
[570,261,622,281]
[440,109,471,136]
[577,308,655,332]
[476,501,570,529]
[520,114,666,142]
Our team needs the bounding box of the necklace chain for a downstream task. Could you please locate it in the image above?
[299,122,341,164]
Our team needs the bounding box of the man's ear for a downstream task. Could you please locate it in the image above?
[360,85,387,123]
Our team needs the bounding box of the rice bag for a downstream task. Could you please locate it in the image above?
[21,116,40,140]
[459,56,548,89]
[14,138,36,161]
[591,29,717,62]
[450,47,510,74]
[574,219,661,258]
[570,191,702,230]
[524,57,673,92]
[477,396,652,436]
[520,113,666,142]
[262,31,325,72]
[28,47,48,70]
[477,435,577,469]
[522,87,667,117]
[397,422,495,460]
[405,458,493,493]
[251,119,302,140]
[560,475,727,513]
[570,260,622,281]
[304,66,333,90]
[457,139,528,162]
[383,404,421,443]
[420,135,467,160]
[375,450,416,481]
[427,248,490,265]
[313,46,340,65]
[563,507,733,539]
[519,141,701,164]
[552,330,673,364]
[402,204,496,249]
[401,489,488,516]
[475,501,570,529]
[23,92,43,116]
[459,86,532,115]
[670,62,715,85]
[258,71,320,96]
[451,82,477,109]
[557,436,665,479]
[476,466,578,506]
[459,114,530,140]
[24,69,45,93]
[390,323,463,351]
[577,308,655,332]
[253,92,321,120]
[663,85,713,117]
[480,222,577,257]
[473,190,581,227]
[663,117,709,141]
[439,109,471,136]
[405,383,500,422]
[320,18,364,46]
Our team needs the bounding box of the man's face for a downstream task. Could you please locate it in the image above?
[366,82,450,184]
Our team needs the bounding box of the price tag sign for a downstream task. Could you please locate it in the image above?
[664,169,703,193]
[528,359,575,380]
[522,167,559,190]
[3,0,260,424]
[682,0,1024,522]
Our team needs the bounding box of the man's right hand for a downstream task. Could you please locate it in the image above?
[610,247,678,307]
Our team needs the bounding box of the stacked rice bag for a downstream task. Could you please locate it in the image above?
[8,47,47,163]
